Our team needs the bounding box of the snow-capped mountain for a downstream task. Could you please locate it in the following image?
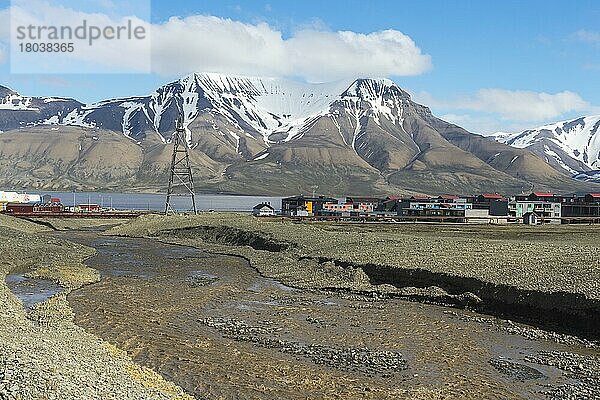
[0,74,596,195]
[0,85,82,132]
[11,74,353,143]
[492,116,600,175]
[0,74,410,146]
[573,170,600,184]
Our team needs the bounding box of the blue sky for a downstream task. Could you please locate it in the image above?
[0,0,599,133]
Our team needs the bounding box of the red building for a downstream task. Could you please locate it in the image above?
[5,203,35,213]
[4,203,64,214]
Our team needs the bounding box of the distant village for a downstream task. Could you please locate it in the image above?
[253,192,600,225]
[3,189,600,225]
[0,191,138,218]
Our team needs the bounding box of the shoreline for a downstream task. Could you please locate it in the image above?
[0,214,195,400]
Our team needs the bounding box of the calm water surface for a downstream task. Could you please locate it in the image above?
[7,190,282,212]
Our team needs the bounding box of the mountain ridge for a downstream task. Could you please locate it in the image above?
[0,74,598,195]
[492,115,600,176]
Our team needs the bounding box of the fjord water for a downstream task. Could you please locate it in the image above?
[22,191,282,212]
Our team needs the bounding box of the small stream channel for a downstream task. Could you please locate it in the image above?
[6,229,599,399]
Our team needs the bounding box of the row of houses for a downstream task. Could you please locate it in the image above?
[1,192,104,215]
[0,191,42,211]
[4,201,102,214]
[256,192,600,224]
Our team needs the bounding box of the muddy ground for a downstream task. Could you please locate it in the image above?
[0,214,194,400]
[60,230,600,400]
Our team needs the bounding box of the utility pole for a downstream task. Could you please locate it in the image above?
[165,113,197,215]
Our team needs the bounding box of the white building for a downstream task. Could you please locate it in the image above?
[252,203,275,216]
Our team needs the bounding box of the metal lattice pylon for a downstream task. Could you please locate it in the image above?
[165,114,197,214]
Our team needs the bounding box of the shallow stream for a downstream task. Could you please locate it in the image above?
[5,273,64,308]
[33,230,599,399]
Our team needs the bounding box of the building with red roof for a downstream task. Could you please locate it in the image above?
[479,193,505,200]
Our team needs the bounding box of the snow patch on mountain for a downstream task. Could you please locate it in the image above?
[493,115,600,174]
[0,93,39,111]
[120,102,144,136]
[253,152,269,161]
[61,108,95,128]
[42,97,74,103]
[543,145,578,174]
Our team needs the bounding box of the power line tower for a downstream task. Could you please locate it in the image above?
[165,114,197,215]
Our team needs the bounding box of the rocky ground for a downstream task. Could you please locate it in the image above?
[62,228,600,399]
[0,214,194,400]
[2,213,600,399]
[108,213,600,300]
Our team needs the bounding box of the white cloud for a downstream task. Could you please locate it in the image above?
[151,16,432,80]
[415,89,592,122]
[439,113,531,136]
[464,89,590,121]
[151,15,287,77]
[152,16,431,81]
[412,89,600,135]
[572,30,600,44]
[284,29,431,81]
[0,3,432,79]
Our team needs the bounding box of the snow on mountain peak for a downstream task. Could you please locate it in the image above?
[493,115,600,174]
[1,73,414,149]
[342,77,401,97]
[185,73,354,142]
[0,86,40,111]
[338,78,409,127]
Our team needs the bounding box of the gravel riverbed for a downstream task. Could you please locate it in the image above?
[64,221,600,399]
[3,213,600,399]
[0,215,194,400]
